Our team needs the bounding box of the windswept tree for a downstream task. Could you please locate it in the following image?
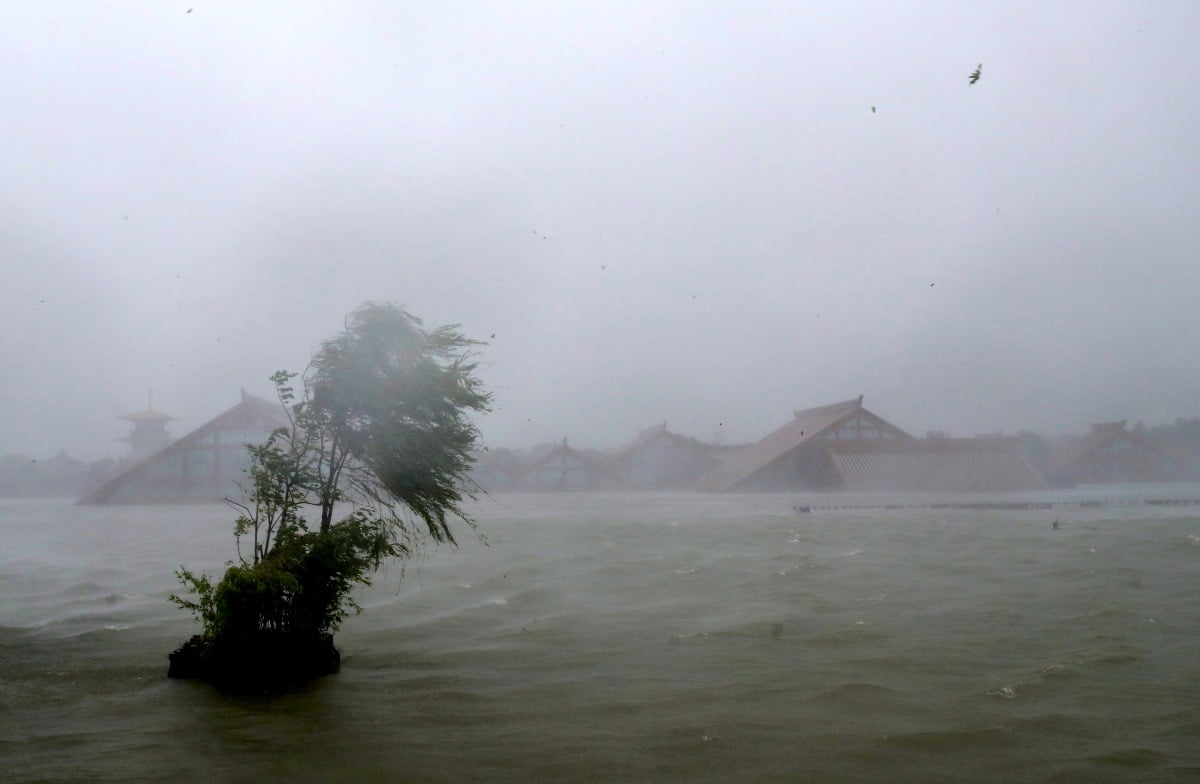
[169,303,490,687]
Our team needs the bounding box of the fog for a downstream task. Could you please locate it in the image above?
[3,2,1198,461]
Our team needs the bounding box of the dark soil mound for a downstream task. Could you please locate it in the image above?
[168,633,340,690]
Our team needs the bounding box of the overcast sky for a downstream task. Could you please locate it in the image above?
[2,1,1198,460]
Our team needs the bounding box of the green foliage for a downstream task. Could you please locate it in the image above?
[169,567,217,632]
[171,513,398,641]
[171,303,490,649]
[306,304,491,541]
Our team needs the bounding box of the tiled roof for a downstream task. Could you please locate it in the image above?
[517,438,621,489]
[696,396,908,491]
[519,439,609,475]
[828,437,1046,492]
[609,422,670,460]
[1051,420,1169,473]
[78,391,289,504]
[608,422,711,464]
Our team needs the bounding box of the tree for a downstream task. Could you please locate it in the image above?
[168,303,490,688]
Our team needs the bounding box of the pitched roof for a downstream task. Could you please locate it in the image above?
[696,396,910,491]
[608,422,711,463]
[612,422,671,457]
[828,437,1047,492]
[79,391,289,504]
[517,438,620,489]
[521,438,607,474]
[1052,420,1171,473]
[470,448,521,471]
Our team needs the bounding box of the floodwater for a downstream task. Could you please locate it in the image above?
[2,490,1198,782]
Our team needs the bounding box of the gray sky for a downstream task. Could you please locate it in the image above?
[3,1,1199,460]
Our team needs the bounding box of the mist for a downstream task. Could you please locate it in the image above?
[3,2,1198,461]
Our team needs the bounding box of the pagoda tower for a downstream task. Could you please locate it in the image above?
[120,391,175,462]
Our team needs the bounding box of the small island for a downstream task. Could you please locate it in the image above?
[168,303,490,690]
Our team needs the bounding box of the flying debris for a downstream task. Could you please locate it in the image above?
[968,63,982,85]
[871,106,876,113]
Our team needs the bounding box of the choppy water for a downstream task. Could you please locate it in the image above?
[2,490,1199,783]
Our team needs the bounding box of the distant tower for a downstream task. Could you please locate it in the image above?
[119,390,175,461]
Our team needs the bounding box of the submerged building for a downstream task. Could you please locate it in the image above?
[697,397,909,491]
[1049,421,1185,486]
[119,397,175,462]
[517,438,619,491]
[697,396,1045,493]
[606,422,722,489]
[79,391,288,504]
[826,436,1046,493]
[467,448,521,493]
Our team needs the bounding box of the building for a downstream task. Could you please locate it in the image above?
[826,436,1046,492]
[0,450,105,498]
[606,422,721,489]
[119,398,175,461]
[466,448,521,493]
[1049,421,1185,486]
[517,438,619,491]
[697,396,1045,493]
[697,396,911,492]
[79,391,289,504]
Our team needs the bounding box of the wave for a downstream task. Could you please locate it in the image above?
[3,495,1199,782]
